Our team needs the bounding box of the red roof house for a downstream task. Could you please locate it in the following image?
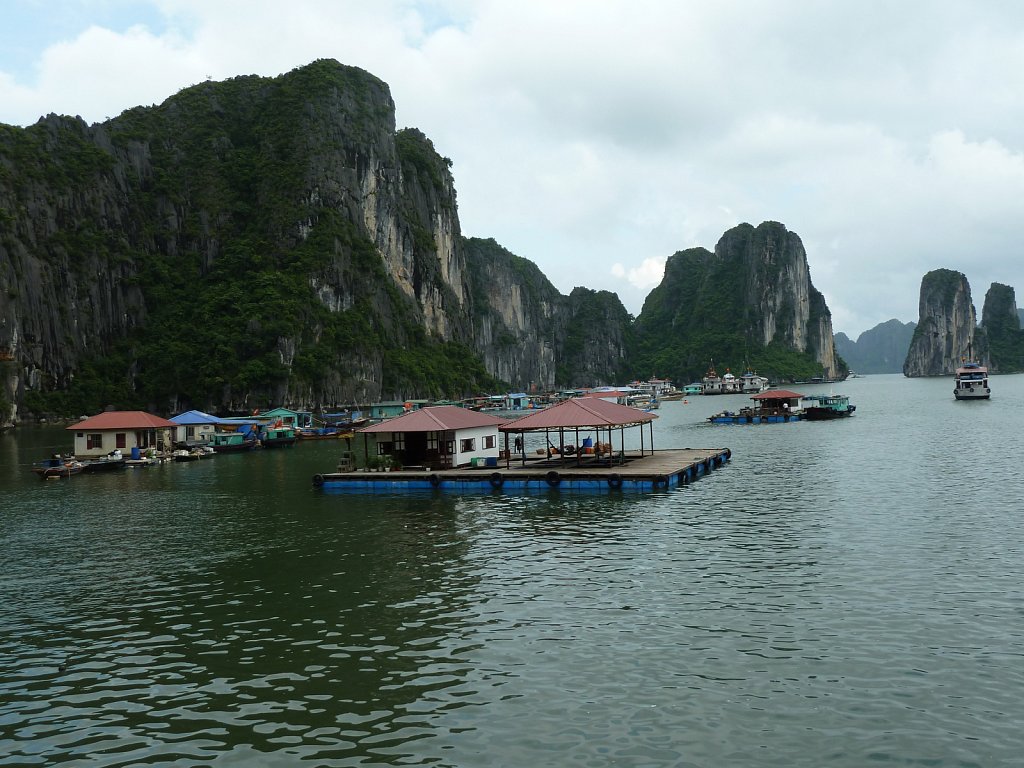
[67,411,178,457]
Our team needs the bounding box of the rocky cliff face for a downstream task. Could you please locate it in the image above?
[0,60,630,421]
[981,282,1024,373]
[903,269,984,376]
[464,238,630,390]
[632,221,841,382]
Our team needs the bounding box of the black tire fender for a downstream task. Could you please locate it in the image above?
[312,474,325,487]
[545,470,561,487]
[429,474,441,488]
[607,473,623,489]
[489,472,504,489]
[653,475,669,488]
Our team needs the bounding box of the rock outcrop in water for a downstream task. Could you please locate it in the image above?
[631,221,842,383]
[903,269,985,376]
[981,282,1024,373]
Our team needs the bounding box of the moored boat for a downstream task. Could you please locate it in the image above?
[32,457,85,479]
[209,431,258,453]
[260,425,297,448]
[801,393,856,420]
[707,389,803,424]
[79,454,127,472]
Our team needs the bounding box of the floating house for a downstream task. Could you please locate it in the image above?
[313,398,732,493]
[708,389,804,424]
[169,409,225,446]
[260,407,313,429]
[354,405,508,469]
[67,411,177,458]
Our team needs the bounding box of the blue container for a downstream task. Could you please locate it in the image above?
[130,446,141,460]
[485,457,498,467]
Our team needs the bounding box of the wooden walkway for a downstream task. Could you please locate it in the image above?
[314,448,732,493]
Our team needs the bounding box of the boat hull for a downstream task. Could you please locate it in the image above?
[954,389,990,400]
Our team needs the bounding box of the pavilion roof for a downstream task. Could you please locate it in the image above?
[500,397,656,431]
[357,405,508,433]
[751,389,804,400]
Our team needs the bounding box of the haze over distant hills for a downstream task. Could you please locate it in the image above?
[834,320,916,374]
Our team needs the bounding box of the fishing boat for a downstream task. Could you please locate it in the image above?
[260,424,297,448]
[78,453,127,472]
[954,360,990,400]
[209,431,257,453]
[32,457,85,479]
[707,389,803,424]
[801,393,856,420]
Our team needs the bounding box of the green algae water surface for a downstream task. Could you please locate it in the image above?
[2,374,1023,767]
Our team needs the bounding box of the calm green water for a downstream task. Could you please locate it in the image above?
[2,375,1023,767]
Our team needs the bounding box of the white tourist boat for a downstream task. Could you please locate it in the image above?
[953,359,990,400]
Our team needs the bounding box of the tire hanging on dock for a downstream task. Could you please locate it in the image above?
[607,473,623,489]
[312,474,325,487]
[429,474,441,488]
[653,475,669,488]
[489,472,504,489]
[546,470,561,487]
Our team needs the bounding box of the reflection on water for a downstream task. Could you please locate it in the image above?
[2,375,1024,766]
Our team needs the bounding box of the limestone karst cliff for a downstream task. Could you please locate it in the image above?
[0,60,840,425]
[981,282,1024,373]
[631,221,842,382]
[903,269,985,377]
[0,60,631,421]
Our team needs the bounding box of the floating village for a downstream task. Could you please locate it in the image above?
[29,365,871,493]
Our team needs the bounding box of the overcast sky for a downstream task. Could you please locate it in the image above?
[3,1,1024,337]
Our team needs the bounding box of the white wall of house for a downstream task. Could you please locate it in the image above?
[175,424,217,444]
[366,425,502,468]
[72,428,172,457]
[451,426,501,467]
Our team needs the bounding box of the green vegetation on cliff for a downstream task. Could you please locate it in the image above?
[982,282,1024,372]
[629,224,837,383]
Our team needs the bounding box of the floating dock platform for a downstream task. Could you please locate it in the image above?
[313,448,731,494]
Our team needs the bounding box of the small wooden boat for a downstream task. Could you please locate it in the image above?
[79,454,128,472]
[32,457,85,479]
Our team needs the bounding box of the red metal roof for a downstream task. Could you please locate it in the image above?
[357,405,508,433]
[751,389,804,400]
[500,397,657,431]
[67,411,179,430]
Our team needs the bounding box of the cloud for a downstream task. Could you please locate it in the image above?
[611,258,667,292]
[4,0,1024,335]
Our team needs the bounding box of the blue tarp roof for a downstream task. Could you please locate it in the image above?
[170,410,260,426]
[170,410,222,425]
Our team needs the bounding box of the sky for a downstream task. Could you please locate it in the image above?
[3,1,1024,338]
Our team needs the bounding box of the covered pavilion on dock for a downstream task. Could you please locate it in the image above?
[500,397,657,469]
